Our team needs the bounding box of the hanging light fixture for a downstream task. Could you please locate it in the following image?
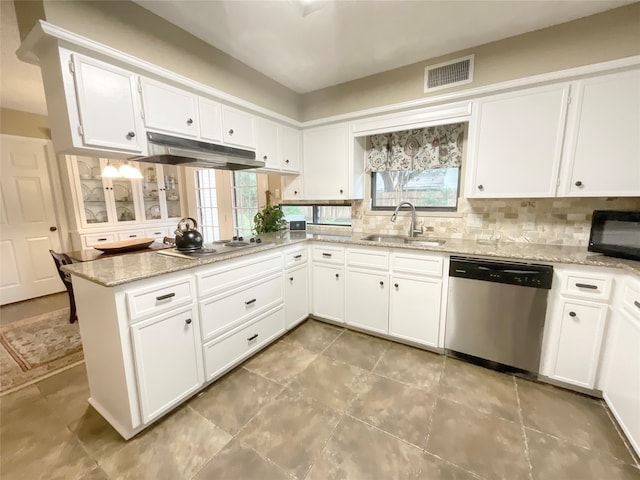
[119,161,143,179]
[101,160,120,178]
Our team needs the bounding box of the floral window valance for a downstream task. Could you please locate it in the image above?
[365,123,465,172]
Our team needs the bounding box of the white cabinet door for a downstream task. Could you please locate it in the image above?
[604,308,640,456]
[345,268,389,334]
[389,274,442,348]
[130,306,203,423]
[561,69,640,197]
[255,117,279,169]
[303,124,349,200]
[280,126,300,173]
[550,300,607,389]
[466,84,569,198]
[284,264,309,329]
[198,97,223,142]
[311,263,344,322]
[222,106,255,149]
[281,175,303,202]
[140,77,198,137]
[71,53,144,153]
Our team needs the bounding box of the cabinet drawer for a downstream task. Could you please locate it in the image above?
[82,232,117,248]
[312,245,345,264]
[562,272,612,301]
[347,248,389,270]
[127,277,194,321]
[622,279,640,319]
[197,252,282,297]
[203,306,285,382]
[118,230,145,241]
[284,247,308,268]
[200,273,283,341]
[391,251,443,276]
[144,227,169,240]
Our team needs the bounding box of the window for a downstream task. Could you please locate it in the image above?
[231,171,258,237]
[195,170,220,241]
[281,205,352,226]
[371,167,460,211]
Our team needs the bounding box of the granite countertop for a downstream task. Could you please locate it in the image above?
[63,231,640,287]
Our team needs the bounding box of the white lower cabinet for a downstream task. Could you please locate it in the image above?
[548,300,607,388]
[203,306,285,382]
[389,274,442,348]
[312,263,345,323]
[130,305,203,423]
[346,268,389,334]
[285,264,309,329]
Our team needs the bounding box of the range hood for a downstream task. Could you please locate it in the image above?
[132,132,263,170]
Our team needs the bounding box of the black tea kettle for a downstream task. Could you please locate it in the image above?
[174,217,203,252]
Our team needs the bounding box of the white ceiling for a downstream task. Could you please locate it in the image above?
[133,0,634,93]
[1,0,634,115]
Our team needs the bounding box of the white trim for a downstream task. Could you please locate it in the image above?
[17,21,302,128]
[303,56,640,128]
[17,21,640,131]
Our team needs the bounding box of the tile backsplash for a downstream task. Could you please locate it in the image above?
[348,197,640,246]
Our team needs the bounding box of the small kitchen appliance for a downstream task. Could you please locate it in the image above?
[289,220,307,231]
[174,217,204,252]
[588,210,640,261]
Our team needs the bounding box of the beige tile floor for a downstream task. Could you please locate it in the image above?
[1,318,639,480]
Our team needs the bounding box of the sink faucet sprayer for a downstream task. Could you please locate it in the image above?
[390,202,423,237]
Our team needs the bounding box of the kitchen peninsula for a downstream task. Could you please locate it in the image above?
[64,232,640,449]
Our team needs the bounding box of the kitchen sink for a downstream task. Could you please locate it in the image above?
[361,235,446,247]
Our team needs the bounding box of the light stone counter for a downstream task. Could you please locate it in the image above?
[63,231,640,287]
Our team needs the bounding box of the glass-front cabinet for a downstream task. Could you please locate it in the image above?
[73,156,138,228]
[138,162,184,222]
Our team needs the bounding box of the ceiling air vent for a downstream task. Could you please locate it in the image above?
[424,55,474,93]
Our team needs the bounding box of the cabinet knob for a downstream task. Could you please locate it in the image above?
[335,273,339,279]
[379,281,384,286]
[477,184,484,191]
[574,180,583,187]
[394,283,399,288]
[186,118,193,125]
[285,159,290,164]
[294,190,298,195]
[339,189,344,194]
[569,311,577,317]
[185,318,192,325]
[228,129,234,135]
[263,155,268,160]
[126,131,136,138]
[289,277,294,281]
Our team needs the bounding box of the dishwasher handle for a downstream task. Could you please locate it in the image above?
[450,256,553,289]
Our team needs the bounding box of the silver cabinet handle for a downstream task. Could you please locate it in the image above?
[575,283,597,290]
[156,292,175,301]
[245,298,257,305]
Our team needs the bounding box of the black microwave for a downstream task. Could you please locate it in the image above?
[588,210,640,261]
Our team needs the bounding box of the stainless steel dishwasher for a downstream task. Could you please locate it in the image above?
[445,256,553,375]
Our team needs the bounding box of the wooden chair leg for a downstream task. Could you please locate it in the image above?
[68,287,78,324]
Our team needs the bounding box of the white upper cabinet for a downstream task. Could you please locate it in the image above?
[221,106,256,149]
[559,69,640,197]
[139,77,198,137]
[303,123,350,200]
[279,126,300,173]
[70,53,145,153]
[465,83,570,198]
[255,117,279,169]
[198,97,223,142]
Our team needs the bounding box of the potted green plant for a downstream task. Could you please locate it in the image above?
[253,192,287,234]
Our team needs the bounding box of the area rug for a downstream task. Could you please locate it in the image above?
[0,308,84,396]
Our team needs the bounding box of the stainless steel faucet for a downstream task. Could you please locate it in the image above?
[390,201,423,237]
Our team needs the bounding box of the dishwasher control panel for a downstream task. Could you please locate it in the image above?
[449,256,553,289]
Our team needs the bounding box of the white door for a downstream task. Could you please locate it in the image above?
[0,135,63,305]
